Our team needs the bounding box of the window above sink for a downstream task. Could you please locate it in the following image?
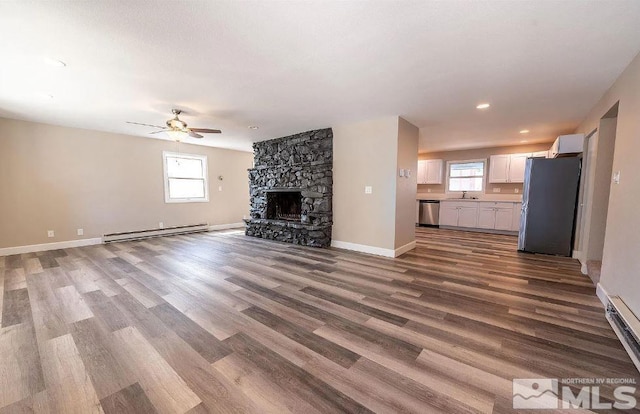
[446,159,486,194]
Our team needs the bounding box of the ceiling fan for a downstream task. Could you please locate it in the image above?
[127,109,221,140]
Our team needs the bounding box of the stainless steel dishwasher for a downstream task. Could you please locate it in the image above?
[418,200,440,227]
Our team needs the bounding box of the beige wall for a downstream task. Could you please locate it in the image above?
[332,117,398,250]
[418,143,552,196]
[0,117,252,249]
[574,50,640,315]
[395,117,418,249]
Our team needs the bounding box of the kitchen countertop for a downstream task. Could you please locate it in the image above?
[417,194,522,202]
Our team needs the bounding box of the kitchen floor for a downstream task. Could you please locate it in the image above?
[0,228,637,413]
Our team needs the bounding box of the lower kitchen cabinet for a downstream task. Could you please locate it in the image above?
[440,200,520,233]
[458,206,479,228]
[478,203,514,230]
[439,202,478,227]
[511,202,523,231]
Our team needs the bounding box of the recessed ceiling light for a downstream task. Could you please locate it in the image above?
[519,129,530,134]
[248,126,259,130]
[44,57,66,67]
[476,103,490,109]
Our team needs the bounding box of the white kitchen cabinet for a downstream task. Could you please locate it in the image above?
[488,155,510,183]
[439,201,478,228]
[489,153,531,184]
[417,159,443,184]
[495,207,513,230]
[477,206,497,229]
[531,151,548,158]
[439,203,460,226]
[508,153,529,183]
[477,202,513,230]
[417,160,427,184]
[511,202,522,231]
[549,134,584,158]
[458,206,478,227]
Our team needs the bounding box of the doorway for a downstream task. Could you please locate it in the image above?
[576,102,618,283]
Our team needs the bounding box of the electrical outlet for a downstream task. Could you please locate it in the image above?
[218,186,223,192]
[613,171,621,184]
[514,188,519,194]
[406,169,411,178]
[364,186,373,194]
[427,188,432,193]
[77,228,84,236]
[47,230,55,238]
[159,222,164,229]
[399,169,405,177]
[493,187,501,193]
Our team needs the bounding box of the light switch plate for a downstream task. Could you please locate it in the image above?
[47,230,54,238]
[77,228,84,236]
[365,186,373,194]
[399,169,405,177]
[406,169,411,178]
[159,222,164,228]
[514,188,519,193]
[613,171,621,184]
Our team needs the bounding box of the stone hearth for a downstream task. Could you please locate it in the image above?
[244,128,332,247]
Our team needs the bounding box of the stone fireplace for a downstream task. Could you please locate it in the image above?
[244,128,332,247]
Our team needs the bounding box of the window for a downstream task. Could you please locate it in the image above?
[163,151,209,203]
[447,159,486,193]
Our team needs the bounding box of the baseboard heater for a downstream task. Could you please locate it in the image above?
[102,223,209,243]
[606,296,640,373]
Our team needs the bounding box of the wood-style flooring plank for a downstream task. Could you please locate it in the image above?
[110,326,201,414]
[0,324,45,409]
[99,383,158,414]
[39,333,103,413]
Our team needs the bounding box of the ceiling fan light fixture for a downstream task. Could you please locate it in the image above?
[166,129,188,141]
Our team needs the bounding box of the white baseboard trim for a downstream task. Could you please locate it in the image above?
[330,240,395,258]
[0,238,103,257]
[394,240,416,257]
[596,282,609,308]
[208,222,245,231]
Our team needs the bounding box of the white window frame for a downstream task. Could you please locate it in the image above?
[162,151,209,203]
[445,158,487,194]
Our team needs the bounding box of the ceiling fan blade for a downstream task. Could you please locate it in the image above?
[189,128,222,134]
[188,130,204,138]
[126,121,167,129]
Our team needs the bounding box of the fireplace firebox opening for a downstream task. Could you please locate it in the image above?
[266,191,302,222]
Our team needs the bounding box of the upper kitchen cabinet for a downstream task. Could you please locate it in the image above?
[417,159,443,184]
[549,134,584,158]
[489,153,530,183]
[531,150,549,158]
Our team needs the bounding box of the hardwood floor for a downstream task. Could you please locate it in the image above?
[0,227,638,413]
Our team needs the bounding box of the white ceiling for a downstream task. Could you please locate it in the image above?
[1,1,640,153]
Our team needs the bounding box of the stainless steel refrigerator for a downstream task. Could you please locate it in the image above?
[518,157,582,256]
